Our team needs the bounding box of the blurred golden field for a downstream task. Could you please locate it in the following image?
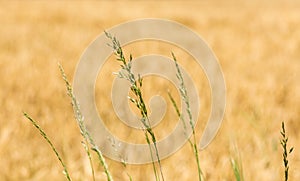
[0,1,299,180]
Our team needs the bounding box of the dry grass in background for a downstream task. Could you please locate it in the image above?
[0,1,299,180]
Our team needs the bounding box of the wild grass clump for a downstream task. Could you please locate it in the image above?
[23,33,295,181]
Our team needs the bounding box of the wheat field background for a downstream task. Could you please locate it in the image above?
[0,1,299,181]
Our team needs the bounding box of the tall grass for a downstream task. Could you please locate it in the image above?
[59,64,113,181]
[24,65,113,181]
[168,53,204,181]
[59,64,96,181]
[105,31,164,181]
[23,34,295,181]
[23,112,72,181]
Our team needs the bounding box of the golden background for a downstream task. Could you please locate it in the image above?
[0,1,299,180]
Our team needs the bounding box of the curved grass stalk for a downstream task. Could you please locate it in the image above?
[23,112,72,181]
[59,64,113,181]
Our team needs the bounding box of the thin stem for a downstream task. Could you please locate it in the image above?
[23,112,72,181]
[82,142,96,181]
[106,31,164,181]
[280,121,294,181]
[59,64,113,181]
[170,53,204,181]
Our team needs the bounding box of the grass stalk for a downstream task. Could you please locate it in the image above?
[23,34,297,181]
[23,112,72,181]
[59,64,113,181]
[81,141,96,181]
[280,121,294,181]
[105,31,164,181]
[168,53,204,181]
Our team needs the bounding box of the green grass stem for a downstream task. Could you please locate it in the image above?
[23,112,72,181]
[169,53,204,181]
[59,64,113,181]
[105,31,164,181]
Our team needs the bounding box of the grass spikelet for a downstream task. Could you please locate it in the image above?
[280,121,294,181]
